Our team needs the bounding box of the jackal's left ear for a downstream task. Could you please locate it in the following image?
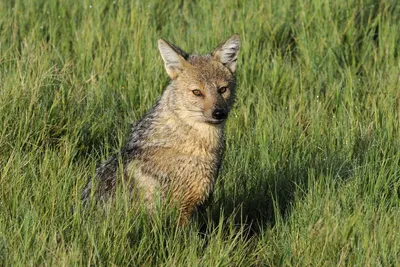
[158,39,189,79]
[212,34,241,73]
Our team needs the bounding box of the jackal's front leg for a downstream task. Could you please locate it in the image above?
[177,203,197,226]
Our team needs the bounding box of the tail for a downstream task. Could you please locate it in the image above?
[81,154,120,203]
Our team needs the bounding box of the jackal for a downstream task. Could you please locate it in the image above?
[82,34,241,224]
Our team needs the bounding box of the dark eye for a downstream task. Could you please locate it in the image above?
[219,87,228,94]
[192,89,202,96]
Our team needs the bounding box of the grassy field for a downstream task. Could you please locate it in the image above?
[1,0,400,265]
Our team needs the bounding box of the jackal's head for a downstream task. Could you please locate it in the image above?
[158,35,240,125]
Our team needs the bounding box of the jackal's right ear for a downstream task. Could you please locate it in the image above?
[158,39,189,79]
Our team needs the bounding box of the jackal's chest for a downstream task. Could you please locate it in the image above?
[137,148,220,204]
[171,155,219,204]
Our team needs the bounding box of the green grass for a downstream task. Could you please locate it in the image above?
[1,0,400,265]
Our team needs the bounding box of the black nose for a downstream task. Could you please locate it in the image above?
[212,109,227,120]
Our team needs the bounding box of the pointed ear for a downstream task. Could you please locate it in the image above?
[158,39,189,79]
[212,34,241,73]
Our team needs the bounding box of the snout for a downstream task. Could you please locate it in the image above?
[204,108,228,124]
[202,95,230,124]
[212,109,227,120]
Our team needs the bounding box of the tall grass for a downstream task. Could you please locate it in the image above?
[1,0,399,265]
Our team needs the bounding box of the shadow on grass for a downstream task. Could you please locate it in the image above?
[199,151,358,237]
